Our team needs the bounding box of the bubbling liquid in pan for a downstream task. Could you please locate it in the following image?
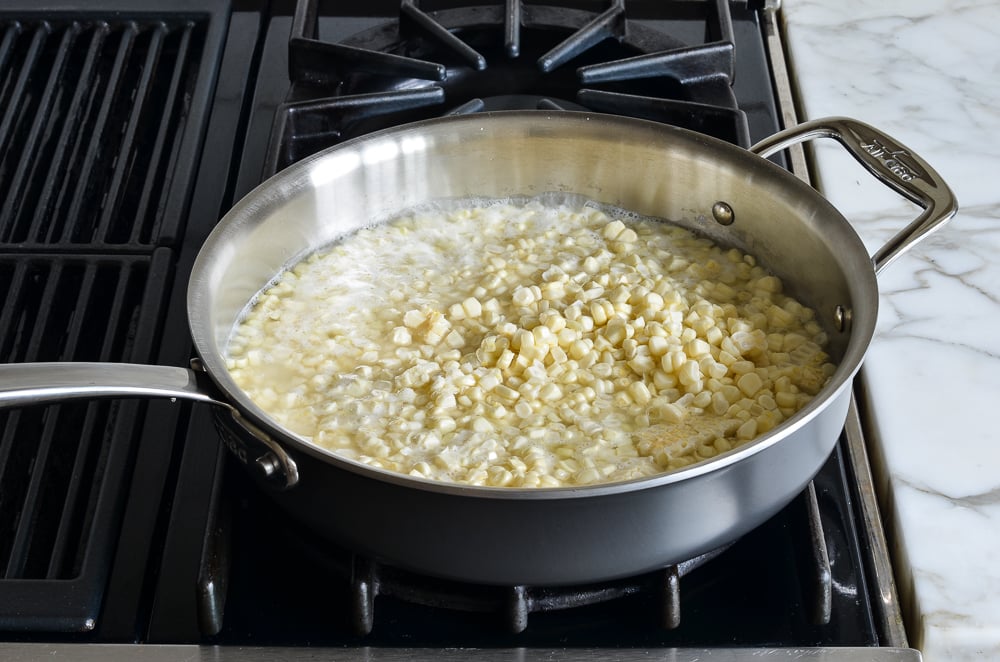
[225,199,836,488]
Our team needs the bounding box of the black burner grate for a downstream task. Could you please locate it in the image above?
[266,0,750,174]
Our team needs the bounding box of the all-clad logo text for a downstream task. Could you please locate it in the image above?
[860,138,920,182]
[221,430,249,463]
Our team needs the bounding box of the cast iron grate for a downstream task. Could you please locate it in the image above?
[0,252,172,631]
[266,0,749,174]
[0,17,205,250]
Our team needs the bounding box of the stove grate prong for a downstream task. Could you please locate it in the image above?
[660,565,681,630]
[289,0,317,41]
[289,39,447,88]
[536,98,567,111]
[504,0,521,58]
[803,481,834,626]
[350,555,378,636]
[446,98,486,115]
[578,41,734,87]
[537,0,625,73]
[709,0,736,52]
[284,87,446,132]
[400,0,487,71]
[506,585,529,634]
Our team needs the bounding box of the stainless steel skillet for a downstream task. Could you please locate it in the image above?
[0,113,956,585]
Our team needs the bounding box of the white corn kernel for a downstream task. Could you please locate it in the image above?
[538,383,563,402]
[737,372,764,397]
[602,220,627,240]
[736,418,758,441]
[392,327,412,345]
[677,360,701,386]
[684,338,712,358]
[628,382,652,405]
[403,309,425,328]
[462,297,483,318]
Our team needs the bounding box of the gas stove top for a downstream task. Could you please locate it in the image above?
[0,1,915,659]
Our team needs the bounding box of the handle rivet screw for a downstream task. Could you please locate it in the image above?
[712,201,734,225]
[834,305,851,332]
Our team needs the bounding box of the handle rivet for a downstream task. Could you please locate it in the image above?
[255,452,281,479]
[712,201,734,226]
[834,305,851,332]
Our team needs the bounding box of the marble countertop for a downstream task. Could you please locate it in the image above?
[780,1,1000,660]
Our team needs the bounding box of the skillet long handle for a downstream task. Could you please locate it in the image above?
[0,362,227,410]
[750,117,958,275]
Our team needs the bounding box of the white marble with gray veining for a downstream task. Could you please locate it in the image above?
[780,1,1000,659]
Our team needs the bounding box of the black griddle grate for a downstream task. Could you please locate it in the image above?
[0,253,171,630]
[0,18,205,250]
[0,2,229,633]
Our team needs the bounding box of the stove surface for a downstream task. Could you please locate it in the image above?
[0,1,914,658]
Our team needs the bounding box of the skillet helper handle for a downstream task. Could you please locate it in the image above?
[750,117,958,275]
[0,361,298,490]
